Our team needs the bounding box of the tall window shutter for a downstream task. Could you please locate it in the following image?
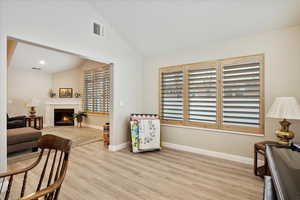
[84,71,94,112]
[186,63,218,128]
[104,68,111,113]
[160,68,184,121]
[84,67,111,113]
[221,58,263,133]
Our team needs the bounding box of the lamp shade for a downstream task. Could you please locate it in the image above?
[26,98,40,107]
[267,97,300,120]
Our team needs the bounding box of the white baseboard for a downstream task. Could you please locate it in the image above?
[162,142,263,166]
[109,142,129,152]
[0,179,8,193]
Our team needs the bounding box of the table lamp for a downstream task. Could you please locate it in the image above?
[267,97,300,145]
[26,98,40,117]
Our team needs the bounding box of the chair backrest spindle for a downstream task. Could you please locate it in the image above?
[4,175,14,200]
[47,149,58,187]
[54,151,64,183]
[0,176,5,194]
[20,171,28,198]
[36,149,51,192]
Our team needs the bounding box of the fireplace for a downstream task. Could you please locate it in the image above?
[54,109,74,126]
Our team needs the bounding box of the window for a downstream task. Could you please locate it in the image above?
[186,62,219,129]
[160,66,184,122]
[84,66,111,114]
[159,54,264,134]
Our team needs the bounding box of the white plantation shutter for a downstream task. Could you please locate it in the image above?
[187,64,218,127]
[84,71,94,112]
[160,68,184,121]
[84,67,111,113]
[221,56,264,133]
[94,69,111,113]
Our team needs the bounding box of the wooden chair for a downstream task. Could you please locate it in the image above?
[0,134,72,200]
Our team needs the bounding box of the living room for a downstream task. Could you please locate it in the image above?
[7,39,111,158]
[1,1,300,200]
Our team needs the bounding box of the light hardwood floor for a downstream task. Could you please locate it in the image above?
[7,142,263,200]
[42,126,103,147]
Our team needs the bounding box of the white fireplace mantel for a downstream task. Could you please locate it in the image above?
[45,99,82,127]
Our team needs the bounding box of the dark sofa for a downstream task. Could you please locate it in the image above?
[7,127,42,154]
[7,115,42,154]
[7,114,26,129]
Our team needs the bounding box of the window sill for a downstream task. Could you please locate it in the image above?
[87,112,110,117]
[161,124,265,137]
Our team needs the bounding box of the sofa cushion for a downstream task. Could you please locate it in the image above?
[7,141,38,154]
[7,127,42,145]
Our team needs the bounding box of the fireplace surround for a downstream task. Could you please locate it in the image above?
[44,99,81,127]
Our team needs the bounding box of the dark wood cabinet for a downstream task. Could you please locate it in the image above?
[25,116,43,130]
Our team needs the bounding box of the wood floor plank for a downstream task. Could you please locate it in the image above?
[6,141,263,200]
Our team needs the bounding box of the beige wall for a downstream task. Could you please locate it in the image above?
[143,25,300,158]
[7,67,52,117]
[83,114,109,128]
[52,66,81,96]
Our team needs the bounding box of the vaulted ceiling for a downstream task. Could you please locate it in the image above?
[91,0,300,57]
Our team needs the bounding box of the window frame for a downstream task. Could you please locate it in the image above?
[159,65,185,126]
[83,65,111,116]
[159,54,264,135]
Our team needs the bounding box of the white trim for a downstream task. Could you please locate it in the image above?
[0,179,8,193]
[0,10,7,173]
[162,142,263,165]
[109,142,129,152]
[161,124,264,137]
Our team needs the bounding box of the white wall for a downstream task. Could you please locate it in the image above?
[0,0,144,170]
[143,26,300,158]
[52,67,81,96]
[0,0,7,173]
[7,68,52,117]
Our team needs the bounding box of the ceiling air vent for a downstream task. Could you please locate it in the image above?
[32,66,42,70]
[93,22,104,36]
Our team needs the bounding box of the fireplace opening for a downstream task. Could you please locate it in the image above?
[54,109,74,126]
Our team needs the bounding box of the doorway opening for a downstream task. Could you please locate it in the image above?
[6,37,113,161]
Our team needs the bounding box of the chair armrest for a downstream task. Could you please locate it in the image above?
[19,178,64,200]
[0,164,34,178]
[0,153,42,178]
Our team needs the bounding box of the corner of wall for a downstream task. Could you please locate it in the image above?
[0,0,7,173]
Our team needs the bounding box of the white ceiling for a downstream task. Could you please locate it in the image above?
[91,0,300,57]
[10,42,83,73]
